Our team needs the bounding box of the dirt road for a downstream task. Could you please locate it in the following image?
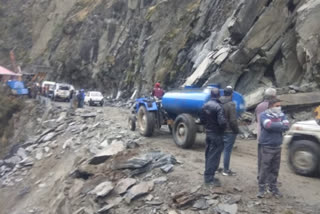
[103,105,320,208]
[1,101,319,214]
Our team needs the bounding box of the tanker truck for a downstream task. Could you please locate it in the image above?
[128,86,245,148]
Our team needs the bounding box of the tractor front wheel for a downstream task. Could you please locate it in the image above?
[137,106,155,137]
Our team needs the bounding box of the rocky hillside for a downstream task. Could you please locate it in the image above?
[0,0,319,99]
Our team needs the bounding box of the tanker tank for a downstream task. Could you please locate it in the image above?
[162,87,245,119]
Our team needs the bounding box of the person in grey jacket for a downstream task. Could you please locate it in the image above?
[220,86,239,176]
[257,98,289,198]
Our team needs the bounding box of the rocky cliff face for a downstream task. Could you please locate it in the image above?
[1,0,319,101]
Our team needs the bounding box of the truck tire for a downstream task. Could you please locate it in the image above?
[128,115,136,131]
[173,114,196,149]
[137,106,155,137]
[288,140,320,176]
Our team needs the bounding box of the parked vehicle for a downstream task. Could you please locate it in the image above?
[7,80,29,95]
[128,86,245,148]
[284,120,320,176]
[52,83,72,102]
[84,91,104,106]
[41,81,56,98]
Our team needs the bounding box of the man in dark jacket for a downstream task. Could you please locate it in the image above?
[220,86,239,176]
[200,88,226,187]
[257,98,289,198]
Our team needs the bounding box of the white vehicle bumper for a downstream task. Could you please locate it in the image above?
[283,134,293,146]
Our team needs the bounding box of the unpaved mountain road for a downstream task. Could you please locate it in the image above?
[2,100,319,214]
[99,105,320,208]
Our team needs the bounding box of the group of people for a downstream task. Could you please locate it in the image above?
[201,86,289,198]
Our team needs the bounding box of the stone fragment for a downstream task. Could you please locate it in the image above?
[89,142,125,165]
[146,200,163,206]
[114,178,137,195]
[17,148,27,160]
[161,164,174,173]
[20,157,34,167]
[228,195,241,204]
[153,176,167,184]
[5,156,21,165]
[35,151,43,160]
[217,203,238,214]
[89,181,114,197]
[125,181,154,203]
[97,204,114,213]
[278,92,320,107]
[41,132,58,143]
[44,147,50,153]
[145,194,154,201]
[168,211,179,214]
[207,199,219,206]
[172,192,199,208]
[81,112,97,118]
[56,112,67,123]
[192,198,209,210]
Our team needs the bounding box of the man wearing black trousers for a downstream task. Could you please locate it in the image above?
[200,88,226,187]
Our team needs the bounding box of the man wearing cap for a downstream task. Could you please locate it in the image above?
[200,88,227,187]
[255,88,277,179]
[220,86,239,176]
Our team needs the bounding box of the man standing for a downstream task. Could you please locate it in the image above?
[220,86,239,176]
[257,98,289,198]
[200,88,226,187]
[255,88,277,178]
[77,89,85,108]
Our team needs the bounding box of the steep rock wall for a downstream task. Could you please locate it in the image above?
[0,0,319,101]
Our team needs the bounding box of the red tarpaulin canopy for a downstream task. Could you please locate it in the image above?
[0,66,21,76]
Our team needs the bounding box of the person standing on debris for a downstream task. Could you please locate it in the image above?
[220,86,239,176]
[200,88,226,187]
[255,87,277,179]
[257,98,289,198]
[152,82,165,99]
[77,89,85,108]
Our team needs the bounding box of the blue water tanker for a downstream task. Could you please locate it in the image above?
[162,87,245,119]
[129,86,245,149]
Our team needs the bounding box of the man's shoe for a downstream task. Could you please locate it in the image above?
[256,185,266,198]
[270,186,283,198]
[204,178,221,187]
[217,168,223,173]
[213,178,222,187]
[222,169,236,176]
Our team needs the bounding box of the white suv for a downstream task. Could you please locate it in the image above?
[53,83,71,102]
[84,91,104,106]
[284,120,320,176]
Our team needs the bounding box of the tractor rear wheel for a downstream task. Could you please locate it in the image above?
[137,106,155,137]
[172,114,196,149]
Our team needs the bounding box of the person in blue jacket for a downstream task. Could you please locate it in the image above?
[77,89,85,108]
[257,98,289,198]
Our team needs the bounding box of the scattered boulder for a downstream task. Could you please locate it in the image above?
[153,176,167,185]
[125,181,154,203]
[192,198,209,210]
[217,203,238,214]
[114,178,137,195]
[89,141,125,165]
[89,181,114,198]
